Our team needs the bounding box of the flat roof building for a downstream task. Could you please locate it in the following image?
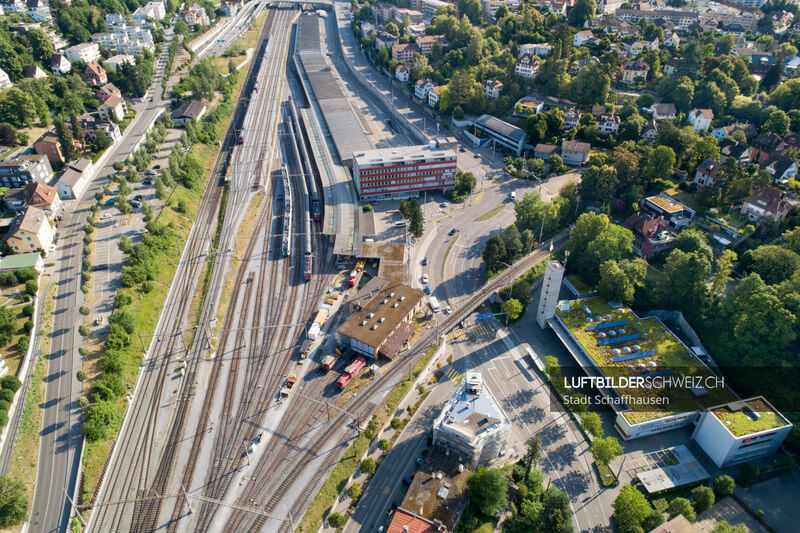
[0,154,53,188]
[352,145,458,200]
[335,281,424,359]
[473,114,527,155]
[433,371,511,467]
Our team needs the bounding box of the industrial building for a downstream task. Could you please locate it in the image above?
[472,114,527,155]
[692,397,792,468]
[352,145,458,200]
[432,371,511,467]
[335,281,423,359]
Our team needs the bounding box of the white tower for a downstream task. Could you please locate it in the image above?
[536,260,565,329]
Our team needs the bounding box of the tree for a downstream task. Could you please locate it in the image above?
[712,521,748,533]
[569,0,596,26]
[658,249,711,320]
[743,245,800,285]
[0,88,36,128]
[713,475,735,498]
[641,145,676,186]
[54,119,76,161]
[410,54,432,81]
[0,307,16,346]
[548,153,565,175]
[523,435,541,479]
[739,462,760,485]
[458,0,483,24]
[581,412,603,437]
[503,298,523,321]
[784,227,800,254]
[29,28,54,64]
[581,164,619,204]
[544,355,561,378]
[25,279,38,296]
[467,467,508,515]
[570,64,610,106]
[347,482,362,501]
[482,235,506,273]
[540,487,574,533]
[710,250,737,297]
[360,457,376,475]
[0,476,28,527]
[613,485,651,533]
[669,497,696,521]
[597,259,644,304]
[327,512,345,528]
[763,109,790,135]
[0,123,17,146]
[84,400,121,441]
[591,436,623,465]
[453,172,476,200]
[691,485,715,514]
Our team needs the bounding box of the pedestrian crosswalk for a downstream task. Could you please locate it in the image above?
[444,367,461,381]
[446,321,497,343]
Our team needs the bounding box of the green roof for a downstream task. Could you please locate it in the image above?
[556,298,736,425]
[712,398,790,437]
[0,253,40,271]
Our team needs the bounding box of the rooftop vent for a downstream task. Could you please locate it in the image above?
[371,324,378,330]
[400,296,406,301]
[360,320,367,326]
[378,317,385,323]
[392,303,399,308]
[368,313,375,318]
[390,292,396,298]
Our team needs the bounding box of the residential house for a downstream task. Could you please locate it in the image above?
[103,54,134,73]
[534,144,559,159]
[427,86,443,108]
[693,159,720,187]
[374,2,395,22]
[415,35,446,55]
[183,4,210,26]
[569,56,600,76]
[98,93,126,122]
[751,133,787,163]
[622,37,645,56]
[405,23,427,39]
[484,78,503,99]
[641,119,658,142]
[56,158,94,199]
[711,122,757,142]
[519,43,552,57]
[764,154,798,184]
[50,53,71,74]
[514,54,540,79]
[561,140,590,166]
[64,42,100,63]
[0,155,53,187]
[663,59,680,76]
[4,206,55,254]
[650,103,677,121]
[623,213,676,258]
[598,0,626,13]
[0,68,11,89]
[719,140,752,165]
[170,100,207,125]
[596,114,621,136]
[77,114,122,142]
[574,30,595,47]
[393,7,423,24]
[620,60,650,84]
[641,194,695,228]
[592,17,637,36]
[85,62,107,86]
[395,65,409,82]
[97,82,121,102]
[4,182,61,217]
[741,187,791,221]
[33,132,64,164]
[513,97,543,117]
[688,109,713,132]
[784,54,800,75]
[92,25,155,56]
[473,114,527,155]
[538,0,567,16]
[23,65,47,79]
[414,78,434,100]
[564,109,580,129]
[750,54,776,76]
[663,31,680,48]
[391,43,419,63]
[375,31,398,50]
[221,1,239,16]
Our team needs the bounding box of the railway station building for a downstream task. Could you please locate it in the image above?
[352,145,458,200]
[335,281,424,359]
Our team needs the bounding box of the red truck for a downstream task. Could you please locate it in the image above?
[320,354,338,371]
[336,356,366,389]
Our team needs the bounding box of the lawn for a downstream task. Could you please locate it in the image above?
[442,236,458,278]
[475,205,505,222]
[712,398,788,437]
[0,281,37,377]
[556,298,735,424]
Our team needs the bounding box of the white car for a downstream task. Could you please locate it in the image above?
[422,274,428,284]
[100,213,112,220]
[136,228,149,234]
[445,305,452,314]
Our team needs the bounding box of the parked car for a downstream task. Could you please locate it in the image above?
[402,477,413,486]
[100,213,112,220]
[134,195,143,201]
[424,285,431,294]
[440,202,448,208]
[445,305,452,314]
[129,200,142,208]
[92,264,108,271]
[422,274,428,283]
[136,228,148,234]
[421,257,428,266]
[104,198,115,206]
[448,228,458,236]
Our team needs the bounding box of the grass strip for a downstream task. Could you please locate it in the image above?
[475,204,505,222]
[441,236,458,279]
[299,342,441,532]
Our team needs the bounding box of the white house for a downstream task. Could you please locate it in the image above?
[663,31,680,47]
[104,54,134,73]
[688,109,713,132]
[573,30,595,47]
[64,42,101,63]
[764,155,798,184]
[596,114,621,135]
[98,93,126,122]
[741,187,792,221]
[414,78,434,100]
[483,78,503,99]
[395,65,409,83]
[50,53,71,74]
[650,103,677,121]
[519,43,552,57]
[57,158,94,200]
[0,68,12,89]
[427,86,442,108]
[514,53,540,79]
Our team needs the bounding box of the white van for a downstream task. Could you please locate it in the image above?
[394,220,407,228]
[429,296,440,313]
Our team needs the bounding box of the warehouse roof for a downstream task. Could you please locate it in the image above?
[474,114,526,143]
[337,282,423,349]
[353,145,456,167]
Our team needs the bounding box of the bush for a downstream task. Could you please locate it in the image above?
[83,235,92,245]
[652,498,669,513]
[0,400,8,412]
[115,292,132,307]
[84,400,121,441]
[22,305,34,317]
[0,476,28,527]
[362,203,373,212]
[76,370,86,382]
[360,457,376,475]
[418,384,425,394]
[78,324,91,337]
[378,439,390,451]
[347,482,362,501]
[0,389,13,403]
[390,417,404,430]
[24,279,38,296]
[78,396,89,409]
[669,497,696,521]
[691,485,715,514]
[78,346,88,356]
[79,306,90,315]
[0,272,17,286]
[327,512,345,528]
[23,320,33,333]
[739,463,760,485]
[176,199,188,213]
[83,224,94,234]
[16,337,28,353]
[1,375,21,392]
[713,475,736,498]
[141,281,154,293]
[0,411,7,428]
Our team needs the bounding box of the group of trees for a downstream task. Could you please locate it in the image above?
[482,183,579,275]
[613,475,737,533]
[398,198,424,237]
[450,171,477,202]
